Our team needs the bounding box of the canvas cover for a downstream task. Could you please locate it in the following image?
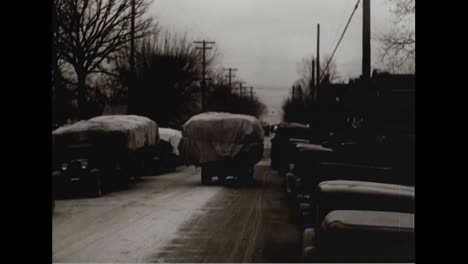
[178,112,264,165]
[52,115,159,150]
[159,128,182,156]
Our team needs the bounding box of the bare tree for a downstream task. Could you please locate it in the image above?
[113,31,219,127]
[377,0,415,73]
[54,0,154,118]
[296,54,340,94]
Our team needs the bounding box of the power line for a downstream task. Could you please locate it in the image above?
[332,0,355,46]
[320,0,361,83]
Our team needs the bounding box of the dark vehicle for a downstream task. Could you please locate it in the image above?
[287,133,414,225]
[303,210,414,261]
[53,143,106,197]
[270,122,315,173]
[52,115,159,198]
[178,112,264,185]
[199,146,263,185]
[297,74,415,261]
[153,128,183,173]
[260,120,270,137]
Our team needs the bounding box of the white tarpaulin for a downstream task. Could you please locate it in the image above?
[52,115,159,150]
[178,112,264,164]
[159,128,182,156]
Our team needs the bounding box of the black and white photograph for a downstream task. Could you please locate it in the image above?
[51,0,415,262]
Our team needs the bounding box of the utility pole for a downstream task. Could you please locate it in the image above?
[52,2,58,93]
[129,0,135,113]
[224,68,238,94]
[130,0,135,74]
[249,86,254,100]
[316,24,320,90]
[363,0,371,80]
[194,40,215,112]
[311,58,316,101]
[236,81,246,97]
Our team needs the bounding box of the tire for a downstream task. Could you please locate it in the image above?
[302,228,317,259]
[245,166,255,185]
[201,167,212,185]
[88,169,103,198]
[118,173,131,189]
[218,173,226,185]
[135,159,145,180]
[52,171,62,198]
[116,163,131,189]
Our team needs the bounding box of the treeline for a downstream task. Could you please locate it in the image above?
[52,0,266,129]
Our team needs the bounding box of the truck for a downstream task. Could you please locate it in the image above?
[154,127,183,173]
[52,115,159,197]
[178,112,264,185]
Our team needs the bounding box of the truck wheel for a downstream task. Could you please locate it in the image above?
[88,169,103,197]
[218,173,226,185]
[52,171,62,198]
[201,167,212,185]
[302,228,316,258]
[134,159,145,180]
[244,166,255,185]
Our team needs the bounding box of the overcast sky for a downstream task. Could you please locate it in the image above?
[147,0,405,122]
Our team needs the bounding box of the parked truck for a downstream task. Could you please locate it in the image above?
[52,115,159,197]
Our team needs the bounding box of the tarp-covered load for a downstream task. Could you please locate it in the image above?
[52,115,159,150]
[178,112,264,165]
[159,128,182,156]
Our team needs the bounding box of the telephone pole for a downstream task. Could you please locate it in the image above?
[223,68,238,94]
[362,0,371,80]
[128,0,135,113]
[194,40,215,112]
[316,24,320,89]
[235,81,246,97]
[130,0,135,74]
[311,58,316,101]
[249,86,254,100]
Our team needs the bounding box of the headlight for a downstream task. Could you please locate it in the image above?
[81,161,88,169]
[61,163,68,171]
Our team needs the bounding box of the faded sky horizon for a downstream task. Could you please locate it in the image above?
[147,0,404,123]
